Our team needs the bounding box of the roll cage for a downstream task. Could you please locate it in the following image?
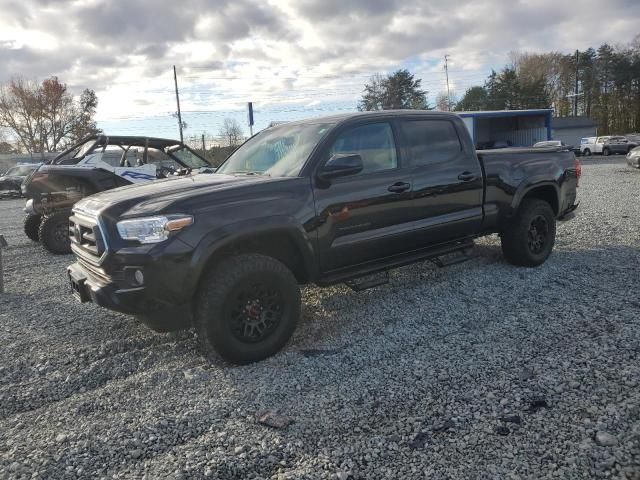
[50,135,212,170]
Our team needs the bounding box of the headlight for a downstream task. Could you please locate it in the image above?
[117,215,193,244]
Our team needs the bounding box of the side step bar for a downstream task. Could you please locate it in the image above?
[430,247,476,268]
[346,272,389,292]
[318,239,476,288]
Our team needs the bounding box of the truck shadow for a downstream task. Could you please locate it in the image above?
[293,242,640,350]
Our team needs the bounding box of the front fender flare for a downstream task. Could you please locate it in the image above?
[186,216,318,292]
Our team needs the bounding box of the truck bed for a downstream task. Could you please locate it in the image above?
[477,146,578,230]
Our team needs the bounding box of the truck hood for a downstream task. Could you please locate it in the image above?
[74,173,290,217]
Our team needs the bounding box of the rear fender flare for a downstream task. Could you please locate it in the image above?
[511,179,561,214]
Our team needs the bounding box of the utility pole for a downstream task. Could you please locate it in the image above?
[247,102,254,136]
[173,65,184,144]
[444,55,452,111]
[574,50,579,117]
[201,134,206,153]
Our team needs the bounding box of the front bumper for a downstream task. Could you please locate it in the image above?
[68,262,148,314]
[24,199,38,214]
[627,155,640,168]
[67,259,193,332]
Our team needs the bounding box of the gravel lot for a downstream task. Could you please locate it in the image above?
[0,158,639,480]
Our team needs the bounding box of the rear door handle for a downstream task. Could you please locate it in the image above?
[458,172,476,182]
[387,181,411,193]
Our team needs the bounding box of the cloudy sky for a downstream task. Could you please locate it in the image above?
[1,0,638,140]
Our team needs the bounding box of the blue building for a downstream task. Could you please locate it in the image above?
[457,109,553,149]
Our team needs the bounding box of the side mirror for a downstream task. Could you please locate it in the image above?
[318,153,363,180]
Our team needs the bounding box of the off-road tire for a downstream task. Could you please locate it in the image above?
[583,148,591,156]
[38,209,72,254]
[23,214,42,242]
[194,254,301,364]
[501,199,556,267]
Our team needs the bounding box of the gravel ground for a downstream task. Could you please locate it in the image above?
[0,158,639,480]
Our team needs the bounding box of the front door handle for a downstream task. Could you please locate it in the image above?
[458,172,476,182]
[388,181,411,193]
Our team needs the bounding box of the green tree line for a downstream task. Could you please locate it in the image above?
[456,36,640,134]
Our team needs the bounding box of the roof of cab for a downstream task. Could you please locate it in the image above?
[267,110,458,128]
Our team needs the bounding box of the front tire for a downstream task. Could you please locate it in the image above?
[38,209,72,254]
[583,149,591,156]
[23,213,42,242]
[194,254,301,364]
[501,199,556,267]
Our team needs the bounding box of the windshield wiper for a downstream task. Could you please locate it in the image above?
[232,171,270,176]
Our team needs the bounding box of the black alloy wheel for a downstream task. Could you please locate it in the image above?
[229,281,284,343]
[527,215,549,255]
[500,198,556,267]
[194,254,301,364]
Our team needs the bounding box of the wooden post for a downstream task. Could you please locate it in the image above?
[0,235,7,293]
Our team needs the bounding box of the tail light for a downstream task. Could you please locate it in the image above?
[574,158,582,186]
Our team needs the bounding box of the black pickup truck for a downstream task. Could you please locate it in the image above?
[67,111,580,363]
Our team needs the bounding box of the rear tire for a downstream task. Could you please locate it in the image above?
[194,254,300,364]
[602,148,609,156]
[501,199,556,267]
[23,214,42,242]
[38,209,72,254]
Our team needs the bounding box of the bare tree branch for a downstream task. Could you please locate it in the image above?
[0,76,99,157]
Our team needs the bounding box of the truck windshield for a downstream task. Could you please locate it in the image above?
[217,122,333,177]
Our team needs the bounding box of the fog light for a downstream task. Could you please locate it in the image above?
[134,269,144,285]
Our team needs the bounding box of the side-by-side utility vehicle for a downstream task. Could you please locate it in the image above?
[22,135,213,254]
[67,111,580,364]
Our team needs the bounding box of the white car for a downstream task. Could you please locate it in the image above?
[580,136,611,156]
[533,140,564,147]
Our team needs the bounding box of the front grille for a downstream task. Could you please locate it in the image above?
[69,213,106,263]
[77,256,124,284]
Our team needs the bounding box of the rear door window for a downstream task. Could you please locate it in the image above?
[401,120,462,166]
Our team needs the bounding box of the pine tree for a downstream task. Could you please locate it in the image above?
[358,70,429,111]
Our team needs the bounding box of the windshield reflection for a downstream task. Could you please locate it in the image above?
[217,122,333,177]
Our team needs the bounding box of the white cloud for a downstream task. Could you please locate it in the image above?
[0,0,638,130]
